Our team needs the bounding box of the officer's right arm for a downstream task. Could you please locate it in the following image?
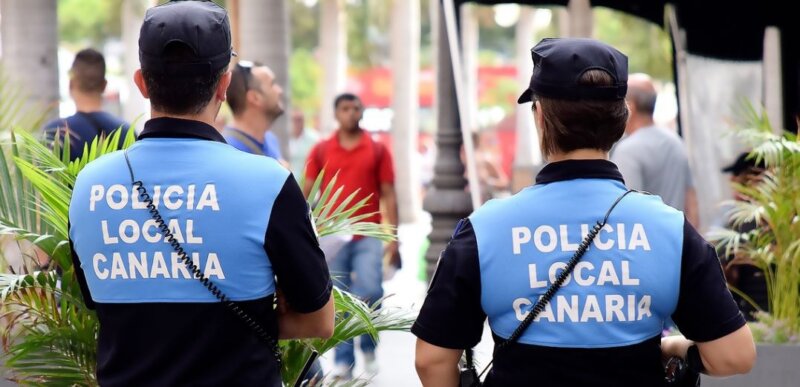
[412,219,485,386]
[265,175,334,339]
[668,219,756,376]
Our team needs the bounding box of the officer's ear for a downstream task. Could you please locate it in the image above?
[133,69,149,99]
[216,69,232,102]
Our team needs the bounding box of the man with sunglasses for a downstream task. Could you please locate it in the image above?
[224,60,288,166]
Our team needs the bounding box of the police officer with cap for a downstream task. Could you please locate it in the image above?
[68,1,334,385]
[412,38,755,386]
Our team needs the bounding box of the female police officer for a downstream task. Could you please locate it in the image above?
[412,38,755,386]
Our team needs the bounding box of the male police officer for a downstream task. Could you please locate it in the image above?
[68,2,334,386]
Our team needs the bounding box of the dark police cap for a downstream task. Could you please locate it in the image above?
[139,0,235,76]
[722,152,766,175]
[517,38,628,104]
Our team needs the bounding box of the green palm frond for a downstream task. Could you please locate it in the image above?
[715,100,800,340]
[279,287,415,386]
[0,271,97,385]
[304,169,396,242]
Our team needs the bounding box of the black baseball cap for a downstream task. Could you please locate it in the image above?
[139,0,235,76]
[517,38,628,104]
[722,152,766,175]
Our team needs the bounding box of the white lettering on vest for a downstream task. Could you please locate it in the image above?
[106,184,128,210]
[512,227,531,255]
[93,253,109,279]
[163,186,184,210]
[101,220,118,244]
[533,225,558,253]
[90,185,104,211]
[196,184,219,211]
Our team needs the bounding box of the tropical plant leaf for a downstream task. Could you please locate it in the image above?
[716,100,800,339]
[279,288,414,385]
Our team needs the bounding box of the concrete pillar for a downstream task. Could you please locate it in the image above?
[764,27,783,134]
[391,0,422,224]
[319,0,347,135]
[460,3,479,135]
[1,0,59,123]
[240,0,292,156]
[512,6,541,193]
[121,0,151,129]
[567,0,593,38]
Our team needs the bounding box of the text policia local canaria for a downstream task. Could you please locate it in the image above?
[88,184,225,281]
[511,223,652,324]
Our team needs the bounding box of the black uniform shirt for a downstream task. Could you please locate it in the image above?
[69,118,332,386]
[412,160,745,387]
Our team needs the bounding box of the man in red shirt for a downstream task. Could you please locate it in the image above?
[303,93,398,379]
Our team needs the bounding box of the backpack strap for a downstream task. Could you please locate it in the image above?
[76,112,107,138]
[224,128,266,156]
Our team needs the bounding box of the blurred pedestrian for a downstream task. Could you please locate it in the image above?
[610,73,699,229]
[289,110,320,179]
[43,48,130,161]
[303,93,398,380]
[224,60,289,167]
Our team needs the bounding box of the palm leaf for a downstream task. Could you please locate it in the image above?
[279,287,414,386]
[716,100,800,338]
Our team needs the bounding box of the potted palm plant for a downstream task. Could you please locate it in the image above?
[703,104,800,387]
[0,126,413,386]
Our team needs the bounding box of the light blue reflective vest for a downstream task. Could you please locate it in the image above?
[69,138,289,303]
[470,178,684,348]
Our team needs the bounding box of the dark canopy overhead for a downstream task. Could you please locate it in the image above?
[454,0,799,130]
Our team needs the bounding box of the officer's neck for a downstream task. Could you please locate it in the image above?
[547,149,608,162]
[150,103,220,128]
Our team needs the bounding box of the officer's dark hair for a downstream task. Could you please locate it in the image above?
[334,93,361,109]
[626,80,657,116]
[226,61,265,116]
[141,42,227,116]
[536,69,628,159]
[70,48,106,94]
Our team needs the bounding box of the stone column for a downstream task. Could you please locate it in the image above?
[423,0,472,280]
